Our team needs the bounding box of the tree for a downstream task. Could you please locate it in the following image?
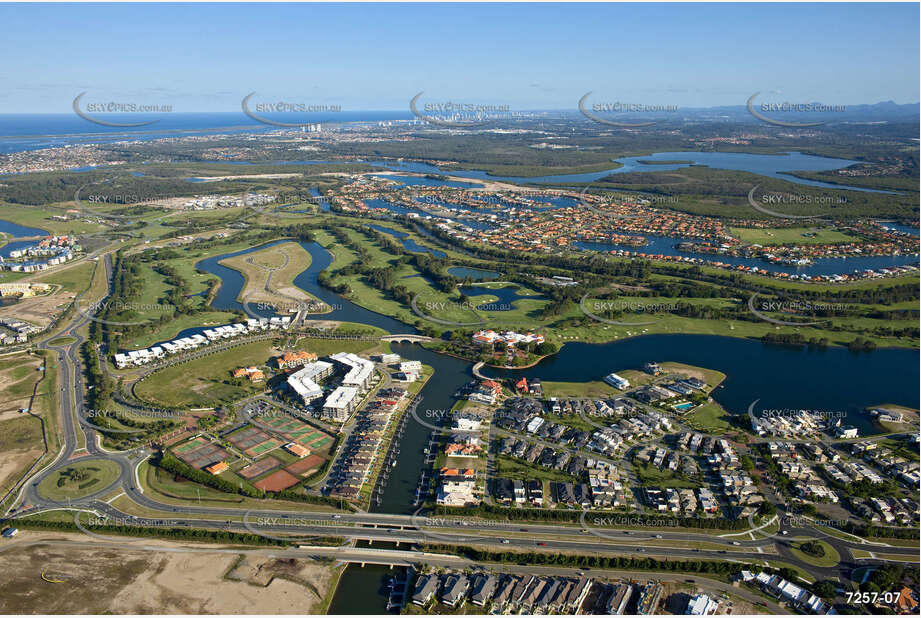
[813,581,837,600]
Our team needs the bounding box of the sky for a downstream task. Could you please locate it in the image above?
[0,2,918,113]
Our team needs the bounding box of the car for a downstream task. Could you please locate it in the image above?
[731,541,741,546]
[780,530,789,535]
[332,515,342,519]
[501,539,510,544]
[654,534,663,539]
[520,528,528,532]
[536,542,547,546]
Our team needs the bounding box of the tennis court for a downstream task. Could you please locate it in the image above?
[246,438,283,457]
[173,439,229,469]
[254,469,300,492]
[285,454,325,477]
[239,456,281,479]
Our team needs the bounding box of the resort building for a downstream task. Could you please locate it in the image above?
[322,385,360,422]
[330,352,375,391]
[287,360,334,404]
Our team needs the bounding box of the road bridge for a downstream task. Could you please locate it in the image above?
[380,334,434,343]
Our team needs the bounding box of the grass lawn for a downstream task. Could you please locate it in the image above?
[0,415,44,452]
[540,380,618,398]
[849,549,918,562]
[36,459,121,501]
[788,537,841,568]
[685,401,732,433]
[633,462,699,488]
[0,203,105,235]
[134,338,280,408]
[729,226,857,246]
[761,560,817,584]
[31,261,97,293]
[46,336,77,346]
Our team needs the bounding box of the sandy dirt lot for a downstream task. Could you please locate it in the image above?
[0,534,338,614]
[0,292,73,329]
[0,448,42,493]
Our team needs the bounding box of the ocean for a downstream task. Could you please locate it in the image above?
[0,111,415,155]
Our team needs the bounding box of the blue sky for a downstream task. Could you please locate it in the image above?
[1,2,918,113]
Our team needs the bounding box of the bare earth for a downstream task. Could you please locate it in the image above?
[0,533,338,614]
[0,291,73,330]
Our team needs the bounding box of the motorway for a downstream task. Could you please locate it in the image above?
[2,248,918,609]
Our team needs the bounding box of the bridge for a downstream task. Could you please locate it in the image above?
[381,334,434,343]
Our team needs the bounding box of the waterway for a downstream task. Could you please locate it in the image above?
[0,218,50,258]
[180,151,886,193]
[325,563,397,614]
[369,224,448,258]
[574,237,919,277]
[356,153,890,193]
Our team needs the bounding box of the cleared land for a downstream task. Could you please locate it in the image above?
[0,534,339,614]
[728,226,857,246]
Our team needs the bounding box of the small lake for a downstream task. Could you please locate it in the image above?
[447,266,500,281]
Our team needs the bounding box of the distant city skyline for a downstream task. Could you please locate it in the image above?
[0,2,918,114]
